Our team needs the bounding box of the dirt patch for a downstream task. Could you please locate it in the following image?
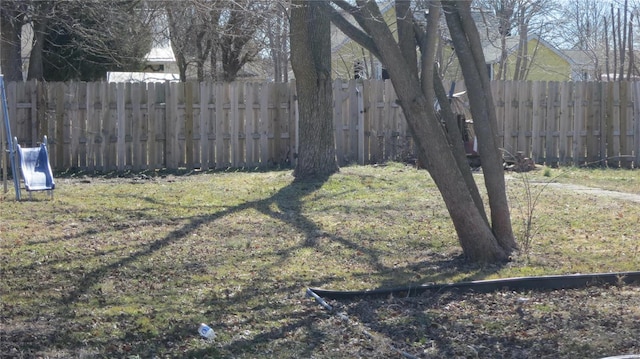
[311,284,640,358]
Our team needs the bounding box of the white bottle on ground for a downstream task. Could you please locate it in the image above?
[198,323,216,340]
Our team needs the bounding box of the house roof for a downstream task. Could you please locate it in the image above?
[560,49,593,67]
[145,47,176,63]
[106,71,180,83]
[482,35,577,67]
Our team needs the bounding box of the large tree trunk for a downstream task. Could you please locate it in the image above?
[290,1,339,180]
[355,1,509,262]
[443,1,517,252]
[26,20,49,81]
[0,5,24,81]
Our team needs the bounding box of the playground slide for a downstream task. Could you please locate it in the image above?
[17,141,55,192]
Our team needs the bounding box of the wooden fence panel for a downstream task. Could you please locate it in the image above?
[3,79,638,173]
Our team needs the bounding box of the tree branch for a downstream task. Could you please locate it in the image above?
[318,1,381,60]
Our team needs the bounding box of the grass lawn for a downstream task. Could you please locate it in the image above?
[1,163,638,358]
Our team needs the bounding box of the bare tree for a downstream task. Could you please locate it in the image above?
[264,1,290,82]
[164,0,215,81]
[0,1,27,81]
[477,0,559,80]
[322,0,516,262]
[163,0,265,82]
[1,0,153,81]
[556,0,639,81]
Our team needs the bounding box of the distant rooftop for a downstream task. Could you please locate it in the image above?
[145,47,176,63]
[106,72,180,83]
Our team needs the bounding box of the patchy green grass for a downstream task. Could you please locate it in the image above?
[1,163,638,358]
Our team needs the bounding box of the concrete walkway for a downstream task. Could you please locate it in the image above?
[528,181,640,203]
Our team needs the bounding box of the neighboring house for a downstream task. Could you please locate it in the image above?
[483,36,597,81]
[108,45,266,82]
[329,4,597,82]
[107,46,180,83]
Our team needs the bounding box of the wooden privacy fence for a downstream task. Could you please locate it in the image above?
[1,79,639,173]
[494,81,639,168]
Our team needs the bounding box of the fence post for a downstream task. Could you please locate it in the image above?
[635,82,640,168]
[356,81,365,164]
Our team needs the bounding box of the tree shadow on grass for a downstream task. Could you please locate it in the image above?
[2,170,505,358]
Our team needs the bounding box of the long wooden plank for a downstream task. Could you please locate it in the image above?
[635,82,640,168]
[185,82,195,169]
[558,81,571,165]
[333,79,345,165]
[530,81,544,163]
[619,81,632,168]
[131,83,143,171]
[199,82,210,170]
[585,82,598,165]
[53,82,65,169]
[572,82,584,165]
[116,83,126,171]
[609,82,621,167]
[229,82,240,167]
[166,82,178,169]
[517,81,530,157]
[545,81,559,166]
[76,82,88,169]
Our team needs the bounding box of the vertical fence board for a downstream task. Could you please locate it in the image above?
[585,82,598,165]
[360,80,371,164]
[277,82,291,165]
[493,81,505,149]
[214,83,225,169]
[356,81,366,164]
[76,82,88,169]
[244,82,256,167]
[166,82,178,169]
[545,82,559,166]
[131,83,143,171]
[259,83,269,166]
[516,81,530,158]
[146,83,157,171]
[502,81,516,155]
[95,82,108,171]
[558,82,571,165]
[530,81,544,163]
[229,82,240,167]
[185,82,195,169]
[333,79,345,165]
[612,82,622,167]
[116,83,126,171]
[572,82,584,165]
[348,80,359,162]
[635,82,640,167]
[619,81,632,168]
[199,82,211,170]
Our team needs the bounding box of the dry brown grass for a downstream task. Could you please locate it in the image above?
[0,163,638,358]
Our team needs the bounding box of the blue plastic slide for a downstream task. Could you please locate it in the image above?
[15,136,55,198]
